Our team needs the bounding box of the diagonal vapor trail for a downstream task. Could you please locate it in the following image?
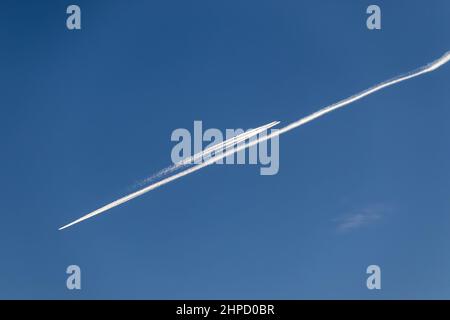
[179,121,280,165]
[136,120,280,186]
[59,51,450,231]
[60,121,279,230]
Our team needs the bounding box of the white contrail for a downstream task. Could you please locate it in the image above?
[60,122,280,230]
[180,121,280,165]
[136,121,280,186]
[59,51,450,230]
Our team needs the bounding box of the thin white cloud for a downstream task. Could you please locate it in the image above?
[334,204,389,232]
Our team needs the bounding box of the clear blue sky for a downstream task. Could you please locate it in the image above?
[0,0,449,299]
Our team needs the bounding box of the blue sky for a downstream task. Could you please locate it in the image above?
[0,0,449,299]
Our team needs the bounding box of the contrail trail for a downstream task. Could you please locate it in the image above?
[136,121,280,186]
[179,121,280,165]
[60,121,280,230]
[59,51,450,230]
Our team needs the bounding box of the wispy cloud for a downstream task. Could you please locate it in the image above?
[334,204,389,233]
